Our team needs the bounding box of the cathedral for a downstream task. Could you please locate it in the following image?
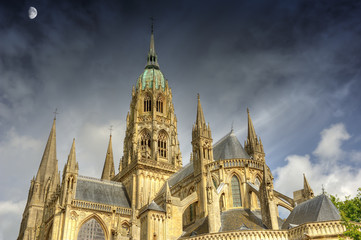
[18,28,346,240]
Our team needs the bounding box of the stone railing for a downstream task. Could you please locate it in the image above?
[181,221,345,240]
[206,158,264,171]
[71,200,132,216]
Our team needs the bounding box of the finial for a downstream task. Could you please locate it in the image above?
[321,184,325,194]
[109,125,113,136]
[247,108,249,114]
[197,93,200,100]
[53,108,59,120]
[231,121,234,132]
[150,17,155,33]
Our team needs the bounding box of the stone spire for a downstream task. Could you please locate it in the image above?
[303,173,314,199]
[247,108,257,145]
[64,138,78,174]
[146,20,159,68]
[245,108,265,162]
[101,134,115,180]
[196,94,206,129]
[35,118,57,184]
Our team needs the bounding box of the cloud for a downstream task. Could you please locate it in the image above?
[0,200,25,240]
[274,123,361,200]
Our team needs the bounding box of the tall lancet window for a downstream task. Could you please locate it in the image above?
[140,131,151,158]
[158,131,167,158]
[231,175,242,207]
[77,218,105,240]
[156,96,163,113]
[144,95,152,112]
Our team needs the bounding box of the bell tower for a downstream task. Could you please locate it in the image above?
[115,25,182,210]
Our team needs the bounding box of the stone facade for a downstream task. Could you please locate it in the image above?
[18,28,346,240]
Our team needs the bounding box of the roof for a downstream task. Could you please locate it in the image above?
[282,194,340,229]
[168,163,194,188]
[137,67,165,90]
[182,209,267,237]
[75,176,131,208]
[147,201,165,212]
[213,130,250,161]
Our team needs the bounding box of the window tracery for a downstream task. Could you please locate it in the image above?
[156,96,163,113]
[140,130,151,158]
[158,131,167,158]
[77,218,105,240]
[144,95,152,112]
[231,175,242,207]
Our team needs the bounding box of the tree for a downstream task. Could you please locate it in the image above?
[330,188,361,240]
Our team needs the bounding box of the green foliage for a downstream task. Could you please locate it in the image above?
[330,188,361,239]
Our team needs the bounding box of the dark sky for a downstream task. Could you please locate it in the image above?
[1,0,361,238]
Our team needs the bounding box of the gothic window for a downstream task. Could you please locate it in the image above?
[156,96,163,113]
[231,175,242,207]
[255,178,261,208]
[158,131,167,158]
[144,95,152,112]
[140,131,151,158]
[77,218,105,240]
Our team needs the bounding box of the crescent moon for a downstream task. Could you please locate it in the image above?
[28,7,37,19]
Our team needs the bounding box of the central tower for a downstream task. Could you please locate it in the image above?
[115,26,182,210]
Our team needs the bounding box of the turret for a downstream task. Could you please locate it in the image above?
[244,108,265,162]
[61,139,79,206]
[192,94,213,176]
[101,134,115,180]
[259,163,279,230]
[18,117,59,240]
[191,94,214,218]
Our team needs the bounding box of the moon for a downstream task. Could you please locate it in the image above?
[28,7,37,19]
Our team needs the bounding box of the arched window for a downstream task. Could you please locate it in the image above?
[158,131,167,158]
[254,178,261,208]
[231,175,242,207]
[77,218,105,240]
[156,96,163,113]
[144,95,152,112]
[140,131,151,158]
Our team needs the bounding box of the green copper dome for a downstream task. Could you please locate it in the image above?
[137,67,165,90]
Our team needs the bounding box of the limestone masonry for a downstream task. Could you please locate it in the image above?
[18,27,346,240]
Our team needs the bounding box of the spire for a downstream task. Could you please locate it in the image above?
[165,181,172,203]
[303,173,314,199]
[65,138,78,173]
[101,134,115,180]
[35,118,57,183]
[146,19,159,68]
[247,108,257,144]
[196,94,206,129]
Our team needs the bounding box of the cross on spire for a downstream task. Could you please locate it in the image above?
[150,17,155,33]
[53,108,59,120]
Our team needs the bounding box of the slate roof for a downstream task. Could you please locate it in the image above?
[182,209,267,237]
[168,163,194,188]
[282,194,340,229]
[75,176,131,208]
[213,130,250,160]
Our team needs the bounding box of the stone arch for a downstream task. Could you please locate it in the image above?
[120,220,131,237]
[77,214,108,240]
[156,94,164,113]
[139,129,152,159]
[143,92,153,112]
[157,130,168,160]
